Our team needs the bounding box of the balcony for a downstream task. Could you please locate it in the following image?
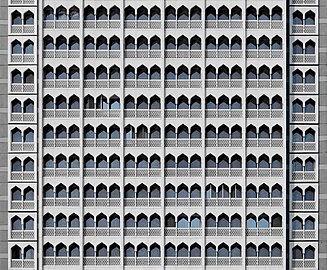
[246,168,283,177]
[83,228,120,236]
[206,138,242,148]
[84,109,120,118]
[205,109,242,118]
[43,50,80,58]
[165,79,201,88]
[43,257,80,265]
[43,79,80,88]
[291,171,316,181]
[124,258,161,266]
[11,54,34,63]
[10,0,35,4]
[125,49,161,58]
[11,25,34,34]
[291,113,316,122]
[246,109,283,118]
[291,83,316,93]
[124,168,161,177]
[246,20,283,29]
[83,257,120,266]
[125,20,161,29]
[165,139,202,148]
[125,80,161,88]
[124,228,161,236]
[205,20,243,28]
[246,50,283,58]
[84,198,120,207]
[246,258,283,266]
[206,258,242,266]
[165,50,202,58]
[164,258,201,266]
[165,228,201,236]
[246,79,283,88]
[292,229,316,239]
[205,228,242,237]
[205,169,242,177]
[246,228,283,237]
[10,200,34,210]
[165,168,202,177]
[246,198,283,207]
[165,20,202,28]
[10,171,35,181]
[84,50,120,58]
[165,198,202,207]
[84,20,120,29]
[205,79,242,88]
[84,79,120,88]
[43,198,80,207]
[11,83,35,93]
[43,139,80,147]
[291,0,317,3]
[10,112,35,122]
[84,139,120,148]
[292,54,316,63]
[165,109,202,118]
[292,259,316,268]
[246,139,283,148]
[83,168,120,178]
[11,142,35,152]
[43,228,80,237]
[43,20,80,29]
[43,168,79,177]
[43,109,80,118]
[124,139,161,148]
[11,259,34,268]
[291,201,316,210]
[124,198,161,207]
[205,50,242,58]
[11,230,35,239]
[125,109,161,118]
[205,198,242,207]
[292,142,316,152]
[292,25,317,34]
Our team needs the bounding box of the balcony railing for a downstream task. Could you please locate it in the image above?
[83,228,120,236]
[205,109,243,118]
[10,230,35,239]
[165,139,202,147]
[246,20,283,29]
[206,258,242,266]
[43,109,80,118]
[84,20,120,28]
[84,198,120,207]
[246,198,283,207]
[84,139,120,148]
[165,50,202,58]
[292,142,316,151]
[165,228,201,236]
[83,257,120,265]
[292,25,317,34]
[43,198,80,207]
[165,198,202,207]
[125,20,161,28]
[205,20,243,28]
[43,79,80,88]
[10,200,34,210]
[205,79,242,88]
[291,112,316,122]
[291,171,316,180]
[125,49,161,58]
[11,259,34,268]
[292,54,316,63]
[291,201,316,210]
[206,138,242,148]
[43,139,80,147]
[292,83,316,93]
[165,80,201,88]
[124,139,161,147]
[11,83,35,93]
[205,50,242,58]
[43,20,80,29]
[165,20,202,28]
[43,50,80,58]
[124,109,161,118]
[83,168,120,177]
[165,109,202,118]
[124,168,161,177]
[11,171,35,181]
[246,79,283,88]
[43,168,79,177]
[291,0,316,3]
[124,198,161,207]
[246,139,283,148]
[84,109,120,118]
[165,168,202,177]
[43,228,80,236]
[11,25,34,34]
[124,258,161,266]
[246,109,283,118]
[125,79,161,88]
[246,168,283,177]
[205,198,242,207]
[11,142,35,151]
[84,79,120,88]
[205,227,242,236]
[292,229,316,239]
[292,259,316,268]
[246,257,283,266]
[84,50,120,58]
[246,228,283,237]
[11,54,35,63]
[43,257,80,265]
[124,228,161,236]
[246,50,283,58]
[11,0,35,4]
[164,258,201,265]
[205,168,242,177]
[10,112,35,122]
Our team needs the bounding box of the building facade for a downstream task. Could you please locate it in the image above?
[4,0,324,269]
